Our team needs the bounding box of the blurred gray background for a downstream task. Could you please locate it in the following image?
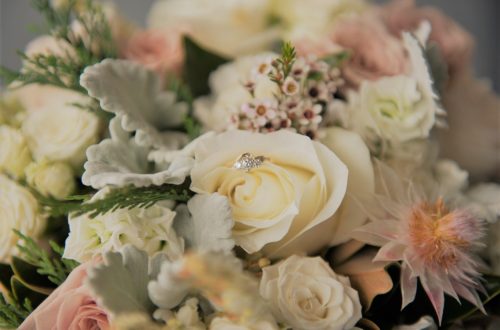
[0,0,499,91]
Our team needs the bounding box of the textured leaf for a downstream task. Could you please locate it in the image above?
[81,59,189,149]
[86,245,167,316]
[82,117,193,188]
[182,37,229,97]
[174,194,234,253]
[148,260,190,310]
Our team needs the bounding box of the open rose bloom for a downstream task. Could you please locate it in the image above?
[1,0,499,330]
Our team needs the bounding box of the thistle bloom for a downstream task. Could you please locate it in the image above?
[354,162,485,323]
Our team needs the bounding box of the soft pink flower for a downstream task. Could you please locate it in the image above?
[354,162,485,324]
[18,262,110,330]
[123,29,184,76]
[379,0,474,76]
[330,14,409,88]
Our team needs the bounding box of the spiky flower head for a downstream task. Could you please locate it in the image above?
[354,162,485,324]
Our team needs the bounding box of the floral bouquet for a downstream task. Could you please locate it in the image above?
[0,0,499,329]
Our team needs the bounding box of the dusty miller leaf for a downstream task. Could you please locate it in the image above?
[86,245,167,316]
[174,193,234,253]
[80,59,189,149]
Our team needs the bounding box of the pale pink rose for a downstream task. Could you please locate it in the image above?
[18,262,110,330]
[123,29,185,76]
[379,0,474,76]
[330,14,409,88]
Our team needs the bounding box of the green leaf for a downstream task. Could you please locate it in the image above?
[10,257,55,293]
[182,37,229,97]
[10,277,46,309]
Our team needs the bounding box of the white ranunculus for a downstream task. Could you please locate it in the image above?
[194,53,278,132]
[260,255,362,330]
[190,130,349,256]
[0,126,32,178]
[0,175,47,262]
[349,75,435,146]
[25,160,76,200]
[64,190,184,262]
[148,0,279,57]
[348,33,443,155]
[209,317,278,330]
[22,105,100,169]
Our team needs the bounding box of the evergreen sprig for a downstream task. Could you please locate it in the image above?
[0,294,32,329]
[1,0,116,95]
[15,230,78,285]
[36,183,194,219]
[268,41,297,85]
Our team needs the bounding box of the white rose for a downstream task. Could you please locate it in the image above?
[22,105,100,169]
[0,175,47,262]
[260,255,362,330]
[190,130,348,256]
[64,190,184,262]
[25,160,76,200]
[0,126,32,178]
[209,317,278,330]
[148,0,279,57]
[194,53,278,132]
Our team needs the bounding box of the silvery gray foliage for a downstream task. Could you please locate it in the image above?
[86,245,168,316]
[174,193,235,253]
[82,117,193,188]
[80,59,189,149]
[148,258,191,311]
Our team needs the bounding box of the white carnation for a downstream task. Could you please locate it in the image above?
[0,126,32,178]
[260,255,361,330]
[0,175,47,262]
[22,105,100,169]
[64,190,184,262]
[25,160,76,200]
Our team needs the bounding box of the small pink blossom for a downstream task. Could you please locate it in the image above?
[123,29,185,76]
[19,262,110,330]
[379,0,474,76]
[330,14,409,88]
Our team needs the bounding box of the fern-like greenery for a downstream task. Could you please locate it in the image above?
[15,230,79,285]
[0,294,32,329]
[0,0,116,94]
[35,183,194,219]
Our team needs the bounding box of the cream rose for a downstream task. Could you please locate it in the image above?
[148,0,279,57]
[22,105,100,169]
[259,255,362,330]
[0,126,32,178]
[209,317,279,330]
[190,130,348,256]
[0,175,47,262]
[26,160,76,200]
[64,191,184,263]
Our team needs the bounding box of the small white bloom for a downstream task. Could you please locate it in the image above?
[0,175,47,262]
[260,255,362,330]
[25,160,76,200]
[64,190,184,262]
[282,77,300,96]
[22,105,100,169]
[0,126,32,178]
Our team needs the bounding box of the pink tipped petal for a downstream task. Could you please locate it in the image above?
[374,241,405,262]
[420,275,445,324]
[452,281,486,314]
[439,274,459,302]
[401,263,417,309]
